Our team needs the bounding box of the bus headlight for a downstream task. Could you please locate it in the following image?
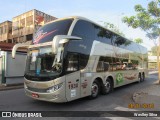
[24,83,28,89]
[47,82,63,93]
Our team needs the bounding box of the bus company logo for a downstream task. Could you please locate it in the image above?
[116,73,123,85]
[124,73,137,80]
[2,112,11,117]
[33,29,57,44]
[81,82,88,88]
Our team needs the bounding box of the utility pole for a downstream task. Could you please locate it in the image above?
[158,35,160,84]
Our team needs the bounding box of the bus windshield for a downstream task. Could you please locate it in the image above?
[33,19,73,44]
[25,47,62,81]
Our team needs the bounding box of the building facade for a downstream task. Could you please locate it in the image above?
[148,51,159,69]
[12,9,56,44]
[0,21,12,43]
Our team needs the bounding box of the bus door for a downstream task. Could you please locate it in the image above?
[65,53,81,101]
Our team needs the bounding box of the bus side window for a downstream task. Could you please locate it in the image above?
[66,53,79,72]
[104,62,109,71]
[96,61,104,72]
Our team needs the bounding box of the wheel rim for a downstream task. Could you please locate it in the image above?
[105,81,111,93]
[142,74,145,81]
[91,83,98,97]
[138,75,141,82]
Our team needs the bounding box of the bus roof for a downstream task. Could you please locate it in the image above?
[44,16,147,51]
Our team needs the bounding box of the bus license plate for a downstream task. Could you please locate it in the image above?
[32,93,39,98]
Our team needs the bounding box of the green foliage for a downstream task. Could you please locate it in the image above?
[103,22,125,37]
[122,0,160,40]
[151,46,158,55]
[134,38,143,44]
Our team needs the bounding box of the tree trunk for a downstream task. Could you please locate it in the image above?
[158,35,160,84]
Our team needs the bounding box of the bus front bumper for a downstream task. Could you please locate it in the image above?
[25,88,67,103]
[24,77,67,103]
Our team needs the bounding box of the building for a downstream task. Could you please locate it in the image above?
[0,21,12,43]
[12,9,56,44]
[148,51,158,69]
[0,43,27,85]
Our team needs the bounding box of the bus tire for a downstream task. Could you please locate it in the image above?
[142,73,145,81]
[89,80,100,99]
[101,78,113,95]
[138,73,142,82]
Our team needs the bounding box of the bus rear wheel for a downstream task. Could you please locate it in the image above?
[138,73,142,82]
[142,73,145,81]
[101,78,113,95]
[89,80,100,99]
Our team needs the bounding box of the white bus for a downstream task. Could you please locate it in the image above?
[12,16,148,103]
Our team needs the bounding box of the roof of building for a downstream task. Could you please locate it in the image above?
[0,43,27,52]
[0,20,12,25]
[12,9,57,19]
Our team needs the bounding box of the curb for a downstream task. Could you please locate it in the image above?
[149,71,158,74]
[132,92,148,103]
[0,83,24,91]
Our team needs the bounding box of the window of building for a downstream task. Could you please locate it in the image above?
[3,25,7,34]
[20,18,25,28]
[26,34,33,41]
[26,15,33,26]
[0,27,2,35]
[13,21,19,30]
[8,39,12,43]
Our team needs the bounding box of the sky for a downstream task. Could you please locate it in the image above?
[0,0,156,50]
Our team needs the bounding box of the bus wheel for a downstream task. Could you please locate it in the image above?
[142,73,145,81]
[138,73,142,82]
[101,78,112,95]
[89,80,99,99]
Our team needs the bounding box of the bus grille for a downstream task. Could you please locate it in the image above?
[27,87,48,93]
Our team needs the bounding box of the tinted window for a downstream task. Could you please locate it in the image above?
[97,56,139,72]
[113,35,127,48]
[96,56,112,72]
[33,19,73,44]
[72,20,95,39]
[66,53,79,72]
[79,54,89,70]
[95,26,113,45]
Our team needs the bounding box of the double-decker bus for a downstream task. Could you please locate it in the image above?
[12,16,148,103]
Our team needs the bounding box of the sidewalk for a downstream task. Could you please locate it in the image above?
[132,71,160,109]
[0,83,23,91]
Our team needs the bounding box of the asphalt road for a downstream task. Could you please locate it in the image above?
[0,73,158,119]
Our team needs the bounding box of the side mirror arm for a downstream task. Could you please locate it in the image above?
[12,44,29,59]
[52,35,81,54]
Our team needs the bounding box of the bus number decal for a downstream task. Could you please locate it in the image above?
[68,83,78,89]
[116,73,123,85]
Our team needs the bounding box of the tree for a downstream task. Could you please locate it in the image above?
[103,22,125,37]
[151,46,159,55]
[134,38,143,44]
[122,0,160,83]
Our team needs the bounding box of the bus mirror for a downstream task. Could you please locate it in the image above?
[52,35,81,54]
[59,39,69,44]
[12,44,29,59]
